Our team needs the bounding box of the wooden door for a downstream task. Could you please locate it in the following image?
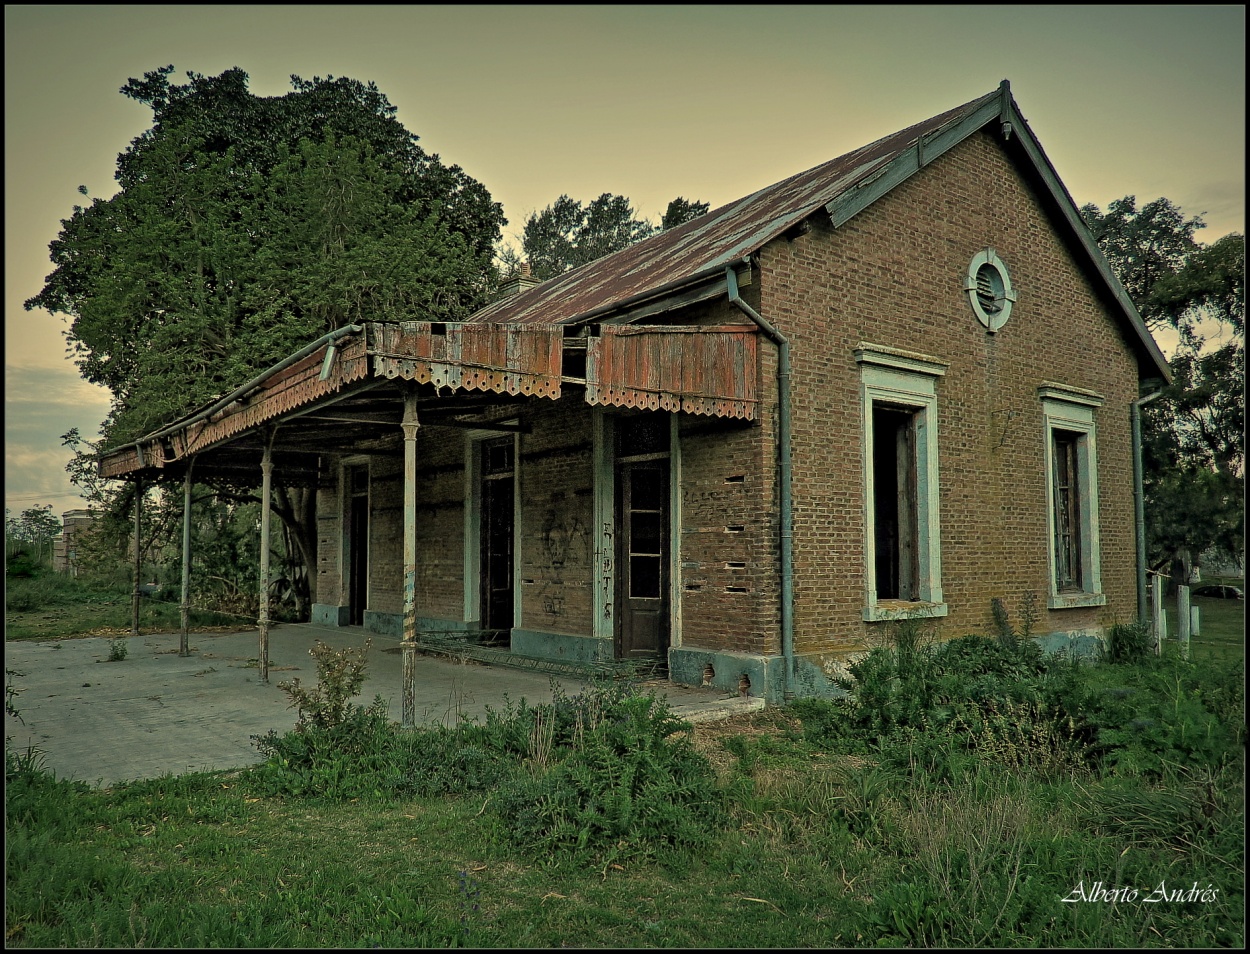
[347,466,369,625]
[479,437,515,632]
[615,458,669,658]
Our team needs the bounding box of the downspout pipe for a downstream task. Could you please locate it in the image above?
[726,265,795,702]
[1132,387,1165,624]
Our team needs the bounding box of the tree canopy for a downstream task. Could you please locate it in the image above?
[1082,196,1244,573]
[26,66,506,447]
[513,192,709,282]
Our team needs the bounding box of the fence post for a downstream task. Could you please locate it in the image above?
[1150,574,1165,655]
[1177,584,1191,660]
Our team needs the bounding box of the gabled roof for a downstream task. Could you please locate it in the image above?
[471,81,1170,384]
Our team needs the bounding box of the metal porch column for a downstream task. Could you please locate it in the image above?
[131,477,143,638]
[258,439,274,683]
[401,391,420,727]
[179,462,194,656]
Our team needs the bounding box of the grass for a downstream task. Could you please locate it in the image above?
[1161,589,1244,666]
[6,705,1244,949]
[6,571,1245,948]
[4,568,242,640]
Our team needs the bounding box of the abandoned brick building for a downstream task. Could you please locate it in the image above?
[99,82,1171,701]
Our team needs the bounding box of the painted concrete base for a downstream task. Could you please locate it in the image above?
[668,628,1108,703]
[668,647,786,702]
[310,603,350,627]
[511,628,613,663]
[322,611,479,639]
[314,612,1107,703]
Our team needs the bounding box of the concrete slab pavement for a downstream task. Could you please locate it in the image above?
[4,624,760,788]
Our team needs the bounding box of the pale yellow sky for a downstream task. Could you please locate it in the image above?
[4,5,1245,511]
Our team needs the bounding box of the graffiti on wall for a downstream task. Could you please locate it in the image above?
[534,508,590,622]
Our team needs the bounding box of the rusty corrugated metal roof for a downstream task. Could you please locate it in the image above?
[467,89,1001,327]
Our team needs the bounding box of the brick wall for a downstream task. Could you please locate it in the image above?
[517,394,596,637]
[315,474,342,604]
[758,129,1142,654]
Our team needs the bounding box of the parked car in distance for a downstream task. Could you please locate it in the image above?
[1191,584,1245,600]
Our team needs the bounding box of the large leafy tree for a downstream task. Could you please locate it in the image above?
[27,67,507,618]
[1081,197,1244,575]
[514,192,709,281]
[27,65,505,446]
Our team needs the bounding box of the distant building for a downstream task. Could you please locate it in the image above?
[52,509,96,576]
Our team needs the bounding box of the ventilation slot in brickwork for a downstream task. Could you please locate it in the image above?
[726,585,750,594]
[702,663,715,686]
[738,673,751,697]
[724,475,745,484]
[725,561,747,570]
[725,525,745,533]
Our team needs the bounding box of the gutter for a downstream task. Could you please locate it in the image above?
[111,323,365,468]
[725,265,795,702]
[1132,386,1165,624]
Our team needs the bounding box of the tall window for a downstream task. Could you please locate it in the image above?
[1051,430,1082,592]
[856,346,948,621]
[1039,386,1105,609]
[873,405,919,600]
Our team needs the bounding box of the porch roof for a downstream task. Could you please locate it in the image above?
[97,320,759,483]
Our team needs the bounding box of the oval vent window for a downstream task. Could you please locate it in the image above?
[965,249,1016,333]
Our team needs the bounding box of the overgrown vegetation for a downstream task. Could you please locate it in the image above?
[6,616,1243,948]
[5,562,238,640]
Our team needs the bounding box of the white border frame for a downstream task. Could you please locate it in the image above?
[855,347,948,622]
[1039,385,1105,609]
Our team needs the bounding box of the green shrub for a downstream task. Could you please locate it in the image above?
[250,705,394,799]
[494,691,724,863]
[278,639,375,731]
[802,628,1052,758]
[1106,620,1153,664]
[1043,656,1240,778]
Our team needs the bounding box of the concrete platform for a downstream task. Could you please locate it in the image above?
[3,624,760,788]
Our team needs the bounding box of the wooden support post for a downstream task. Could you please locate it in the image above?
[179,463,194,656]
[259,441,274,684]
[401,391,420,728]
[131,477,143,638]
[1177,584,1191,660]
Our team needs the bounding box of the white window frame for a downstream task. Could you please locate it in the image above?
[856,345,948,622]
[1039,385,1105,609]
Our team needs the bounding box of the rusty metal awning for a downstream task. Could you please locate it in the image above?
[372,321,563,398]
[97,319,760,482]
[585,324,758,419]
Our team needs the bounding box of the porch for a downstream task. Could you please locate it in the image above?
[3,623,761,788]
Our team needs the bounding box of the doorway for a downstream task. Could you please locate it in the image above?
[346,465,369,625]
[614,415,670,659]
[479,436,515,635]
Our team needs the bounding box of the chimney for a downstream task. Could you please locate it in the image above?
[499,260,540,298]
